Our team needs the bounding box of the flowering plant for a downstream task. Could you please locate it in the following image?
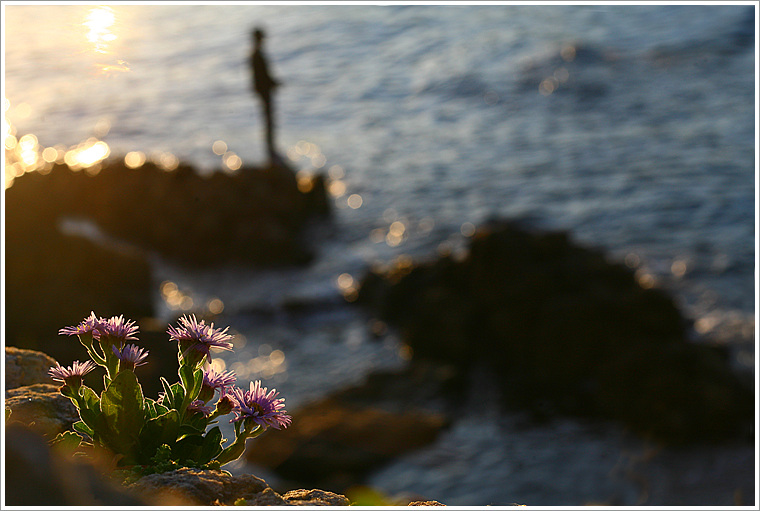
[50,312,290,476]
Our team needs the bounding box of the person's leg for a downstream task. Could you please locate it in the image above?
[263,96,276,161]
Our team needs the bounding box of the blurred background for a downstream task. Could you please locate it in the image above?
[3,4,756,506]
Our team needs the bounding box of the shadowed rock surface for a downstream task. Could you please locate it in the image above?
[4,425,357,506]
[4,424,149,506]
[356,219,754,444]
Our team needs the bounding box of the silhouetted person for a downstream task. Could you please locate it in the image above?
[249,28,281,165]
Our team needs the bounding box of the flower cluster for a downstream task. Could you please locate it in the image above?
[51,312,291,473]
[59,312,141,382]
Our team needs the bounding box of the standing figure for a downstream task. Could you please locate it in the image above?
[249,28,281,164]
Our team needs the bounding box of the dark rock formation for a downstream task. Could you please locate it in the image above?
[4,157,328,378]
[4,165,154,364]
[5,158,329,268]
[356,219,754,444]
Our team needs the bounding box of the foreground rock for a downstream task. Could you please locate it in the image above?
[5,346,59,390]
[128,468,350,506]
[5,384,79,438]
[5,348,443,506]
[357,219,754,444]
[4,424,356,506]
[4,424,147,506]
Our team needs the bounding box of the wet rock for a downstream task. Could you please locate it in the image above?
[246,392,448,492]
[5,383,79,438]
[409,501,446,506]
[4,424,147,506]
[5,346,59,390]
[357,219,754,443]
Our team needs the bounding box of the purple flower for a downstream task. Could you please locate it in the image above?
[198,367,237,402]
[49,360,97,389]
[112,344,149,371]
[229,380,291,430]
[59,311,105,338]
[203,367,236,392]
[99,315,139,347]
[167,315,234,365]
[187,399,213,417]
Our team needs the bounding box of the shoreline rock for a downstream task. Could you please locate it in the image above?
[356,218,754,444]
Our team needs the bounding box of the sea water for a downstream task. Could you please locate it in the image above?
[3,4,756,505]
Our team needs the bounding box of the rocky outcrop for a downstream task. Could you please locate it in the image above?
[5,158,329,268]
[356,219,754,443]
[5,347,80,438]
[4,194,154,363]
[5,384,79,438]
[5,346,59,390]
[4,157,329,361]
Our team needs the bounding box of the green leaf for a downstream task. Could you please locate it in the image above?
[144,399,157,420]
[177,422,205,441]
[173,433,206,463]
[179,365,203,402]
[138,410,180,463]
[159,378,185,411]
[77,386,105,435]
[154,400,170,416]
[100,370,145,457]
[172,428,223,465]
[73,420,95,438]
[50,431,84,452]
[144,398,170,420]
[198,426,224,464]
[160,377,174,407]
[171,382,185,408]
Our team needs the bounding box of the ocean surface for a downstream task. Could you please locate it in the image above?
[3,4,757,506]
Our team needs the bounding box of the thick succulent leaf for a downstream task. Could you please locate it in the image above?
[100,370,145,455]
